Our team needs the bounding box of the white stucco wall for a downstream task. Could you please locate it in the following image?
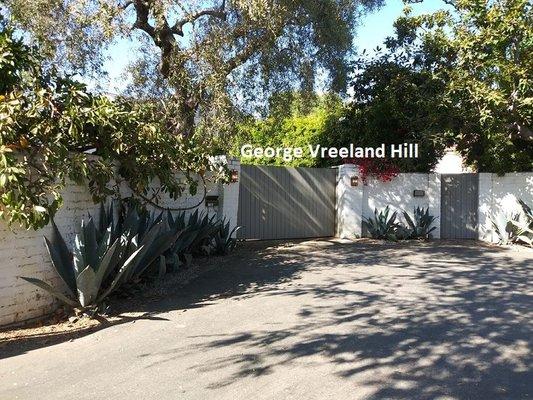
[363,174,431,218]
[336,167,532,241]
[0,159,240,327]
[478,173,533,242]
[336,164,364,238]
[336,167,442,239]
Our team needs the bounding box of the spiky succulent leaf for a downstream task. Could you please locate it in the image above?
[72,233,86,276]
[96,245,145,303]
[43,221,76,296]
[19,276,79,308]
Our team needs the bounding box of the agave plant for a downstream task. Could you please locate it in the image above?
[214,218,241,255]
[165,210,197,269]
[116,206,183,283]
[21,218,144,310]
[186,210,222,255]
[164,209,223,268]
[362,206,400,240]
[402,207,437,240]
[490,206,533,246]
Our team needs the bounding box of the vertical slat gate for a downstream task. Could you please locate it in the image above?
[238,165,336,240]
[441,174,479,239]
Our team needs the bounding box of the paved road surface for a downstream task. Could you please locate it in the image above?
[1,240,532,400]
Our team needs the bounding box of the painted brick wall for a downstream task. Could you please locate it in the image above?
[0,182,101,327]
[0,160,240,327]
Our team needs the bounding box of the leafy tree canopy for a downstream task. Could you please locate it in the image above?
[233,92,343,167]
[277,0,532,173]
[1,0,384,140]
[393,0,532,172]
[0,22,226,229]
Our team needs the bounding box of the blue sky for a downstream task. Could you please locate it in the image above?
[96,0,449,94]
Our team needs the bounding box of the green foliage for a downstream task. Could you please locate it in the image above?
[0,25,228,230]
[489,199,533,246]
[3,0,384,138]
[392,0,533,172]
[364,206,437,241]
[214,218,241,255]
[323,0,532,173]
[363,206,400,241]
[233,93,343,167]
[323,48,449,171]
[402,207,437,239]
[20,201,241,314]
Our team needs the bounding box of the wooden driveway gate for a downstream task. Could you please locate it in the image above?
[238,165,337,240]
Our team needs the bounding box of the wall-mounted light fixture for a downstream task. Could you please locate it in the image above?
[350,176,359,187]
[230,169,239,183]
[413,190,425,197]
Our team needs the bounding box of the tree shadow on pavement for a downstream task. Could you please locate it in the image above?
[0,240,312,359]
[139,240,532,400]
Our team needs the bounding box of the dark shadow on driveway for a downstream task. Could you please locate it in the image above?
[0,240,310,359]
[137,240,532,399]
[1,239,532,400]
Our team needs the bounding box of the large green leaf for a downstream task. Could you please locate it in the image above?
[93,238,120,292]
[43,220,76,296]
[76,265,98,308]
[43,236,76,298]
[72,233,86,276]
[96,245,145,303]
[20,276,79,308]
[82,217,98,271]
[95,224,112,265]
[133,226,181,279]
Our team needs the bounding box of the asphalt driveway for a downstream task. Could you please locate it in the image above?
[1,240,532,400]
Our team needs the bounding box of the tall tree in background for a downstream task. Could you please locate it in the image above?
[329,0,531,172]
[398,0,532,172]
[323,37,452,172]
[1,0,383,140]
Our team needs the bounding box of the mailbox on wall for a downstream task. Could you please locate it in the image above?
[205,195,219,207]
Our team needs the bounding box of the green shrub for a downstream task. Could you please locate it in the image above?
[0,25,227,230]
[20,218,145,311]
[362,206,400,241]
[213,218,241,255]
[402,207,437,240]
[489,199,533,246]
[363,206,437,241]
[21,200,241,315]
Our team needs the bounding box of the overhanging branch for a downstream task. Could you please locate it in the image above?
[172,1,227,36]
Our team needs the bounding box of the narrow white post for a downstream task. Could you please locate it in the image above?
[427,173,442,239]
[478,173,493,242]
[220,157,241,231]
[336,164,364,238]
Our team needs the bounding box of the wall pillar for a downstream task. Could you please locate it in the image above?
[427,173,442,238]
[478,173,493,241]
[336,164,364,238]
[220,157,241,232]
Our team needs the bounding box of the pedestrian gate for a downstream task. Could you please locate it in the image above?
[440,174,479,239]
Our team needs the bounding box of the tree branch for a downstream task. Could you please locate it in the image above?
[224,27,281,75]
[172,2,227,36]
[132,0,156,39]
